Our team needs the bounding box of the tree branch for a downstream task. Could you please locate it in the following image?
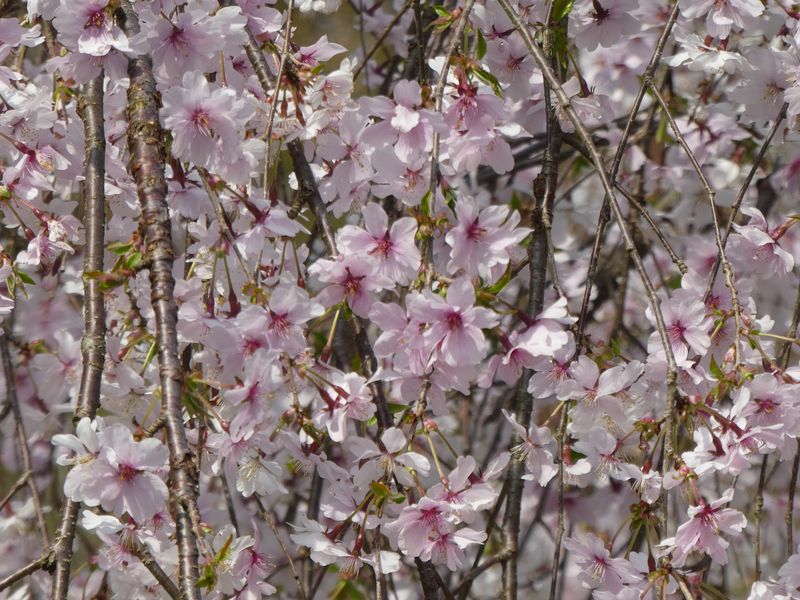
[119,3,201,599]
[49,70,108,600]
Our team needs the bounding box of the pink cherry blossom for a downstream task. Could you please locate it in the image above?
[407,277,499,367]
[337,203,421,285]
[53,0,131,57]
[661,488,747,567]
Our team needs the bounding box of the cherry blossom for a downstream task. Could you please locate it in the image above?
[3,1,800,598]
[661,488,747,567]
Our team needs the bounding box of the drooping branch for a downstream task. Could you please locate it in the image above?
[0,331,48,545]
[49,70,108,600]
[494,0,681,538]
[241,19,392,432]
[118,3,201,599]
[501,3,561,587]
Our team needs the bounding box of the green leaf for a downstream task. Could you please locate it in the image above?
[197,565,217,590]
[14,270,35,285]
[431,5,450,17]
[485,264,513,294]
[420,190,432,217]
[476,29,487,60]
[108,241,132,255]
[472,67,503,97]
[552,0,574,21]
[331,579,367,600]
[388,402,407,414]
[709,355,724,381]
[370,480,390,500]
[444,188,457,211]
[126,251,143,270]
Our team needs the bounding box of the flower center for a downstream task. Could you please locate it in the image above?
[342,268,364,297]
[117,463,140,482]
[466,218,487,241]
[446,311,463,330]
[269,312,291,335]
[191,109,213,136]
[667,321,686,343]
[371,234,393,257]
[85,10,106,30]
[756,397,777,414]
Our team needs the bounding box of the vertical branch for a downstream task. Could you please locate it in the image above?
[118,3,201,599]
[575,2,680,335]
[0,332,48,545]
[650,85,743,367]
[261,0,295,190]
[706,102,789,295]
[494,0,681,539]
[243,22,392,432]
[501,0,561,589]
[50,70,108,600]
[782,280,800,557]
[753,454,768,580]
[427,0,478,203]
[76,72,108,421]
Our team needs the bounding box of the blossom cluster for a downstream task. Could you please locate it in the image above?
[2,0,800,599]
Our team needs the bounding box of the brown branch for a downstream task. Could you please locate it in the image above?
[353,0,414,81]
[118,3,201,599]
[575,2,680,337]
[0,471,29,511]
[0,332,49,546]
[707,102,789,295]
[781,279,800,557]
[134,544,181,600]
[0,556,47,593]
[241,19,392,433]
[50,70,109,600]
[261,0,295,190]
[650,85,743,367]
[495,0,681,541]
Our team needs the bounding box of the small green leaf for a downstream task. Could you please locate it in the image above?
[108,241,133,255]
[709,355,724,381]
[485,264,513,294]
[15,270,35,285]
[431,5,450,17]
[472,67,503,97]
[552,0,574,21]
[126,251,143,269]
[476,29,487,60]
[197,565,217,590]
[370,480,390,500]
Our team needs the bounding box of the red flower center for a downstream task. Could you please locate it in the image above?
[191,109,213,136]
[371,234,393,257]
[84,10,106,30]
[117,463,140,482]
[446,311,463,330]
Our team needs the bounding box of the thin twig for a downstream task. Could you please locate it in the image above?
[353,0,414,81]
[0,556,47,593]
[495,0,681,541]
[0,333,49,546]
[262,0,295,190]
[134,544,181,600]
[707,102,789,295]
[650,84,743,367]
[0,471,29,512]
[781,278,800,557]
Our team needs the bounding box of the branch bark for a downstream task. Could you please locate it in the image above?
[495,0,681,542]
[50,70,108,600]
[119,3,201,599]
[241,20,392,432]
